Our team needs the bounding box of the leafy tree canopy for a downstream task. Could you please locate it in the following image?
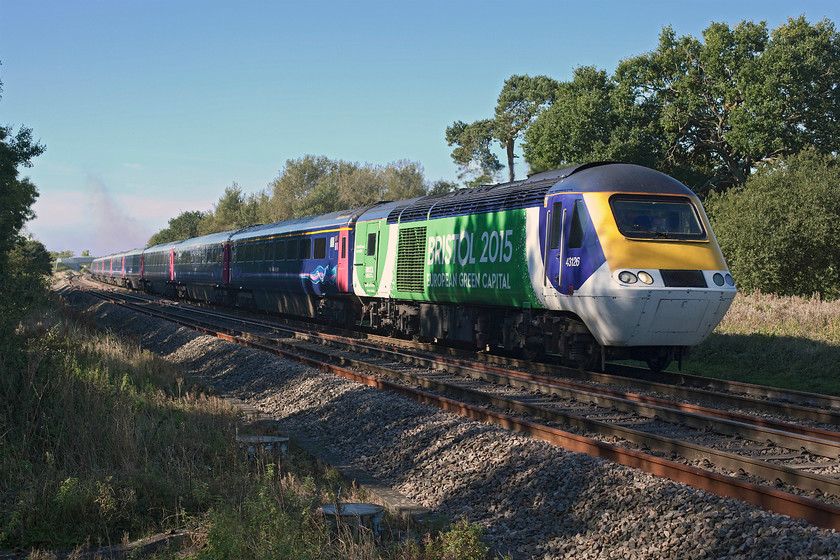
[146,157,434,243]
[10,237,52,277]
[268,156,428,221]
[705,149,840,298]
[447,75,558,184]
[147,210,207,246]
[0,71,46,274]
[524,66,658,173]
[197,183,270,236]
[519,17,840,193]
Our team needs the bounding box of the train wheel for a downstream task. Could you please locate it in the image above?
[521,341,544,361]
[567,336,602,372]
[645,349,674,373]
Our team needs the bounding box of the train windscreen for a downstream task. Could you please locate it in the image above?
[610,195,706,240]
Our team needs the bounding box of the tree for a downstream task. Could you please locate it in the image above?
[9,238,52,277]
[197,182,265,235]
[268,155,336,222]
[147,210,206,245]
[428,179,459,195]
[446,75,558,184]
[0,67,48,348]
[445,119,501,185]
[270,156,431,220]
[524,66,657,172]
[613,17,840,192]
[705,149,840,298]
[49,250,75,259]
[382,160,427,201]
[0,112,45,272]
[493,74,559,182]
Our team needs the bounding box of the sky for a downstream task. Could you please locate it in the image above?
[2,0,839,256]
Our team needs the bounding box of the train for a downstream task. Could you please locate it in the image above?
[91,162,737,371]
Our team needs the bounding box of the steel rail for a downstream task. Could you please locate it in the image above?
[267,327,840,456]
[216,329,840,531]
[609,363,840,411]
[81,274,840,422]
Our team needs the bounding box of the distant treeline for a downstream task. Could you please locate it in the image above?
[146,157,457,247]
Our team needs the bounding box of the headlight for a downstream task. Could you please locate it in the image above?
[638,271,654,285]
[725,274,735,286]
[618,271,637,284]
[713,273,725,286]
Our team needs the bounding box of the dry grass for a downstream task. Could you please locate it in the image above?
[684,291,840,395]
[716,291,840,343]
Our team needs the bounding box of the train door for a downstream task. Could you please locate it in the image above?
[336,229,350,292]
[360,221,380,294]
[223,242,231,285]
[169,248,175,282]
[544,196,589,297]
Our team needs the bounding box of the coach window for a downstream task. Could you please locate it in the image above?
[277,240,286,260]
[313,237,327,259]
[366,233,377,256]
[255,242,265,262]
[299,238,311,260]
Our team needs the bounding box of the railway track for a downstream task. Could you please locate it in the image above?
[67,275,840,529]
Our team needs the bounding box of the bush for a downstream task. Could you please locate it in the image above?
[705,149,840,299]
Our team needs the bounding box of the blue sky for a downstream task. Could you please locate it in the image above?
[3,0,839,256]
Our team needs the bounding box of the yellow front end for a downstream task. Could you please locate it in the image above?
[577,191,736,348]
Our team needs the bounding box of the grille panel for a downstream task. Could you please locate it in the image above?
[660,269,707,288]
[396,226,427,293]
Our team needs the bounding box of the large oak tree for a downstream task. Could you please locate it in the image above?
[522,17,840,193]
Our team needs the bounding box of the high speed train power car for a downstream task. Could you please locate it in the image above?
[91,162,736,371]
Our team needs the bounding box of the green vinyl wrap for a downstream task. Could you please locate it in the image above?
[389,209,542,308]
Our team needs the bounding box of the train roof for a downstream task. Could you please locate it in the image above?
[379,169,572,225]
[544,162,695,196]
[143,240,183,254]
[229,206,371,242]
[356,198,425,223]
[376,163,695,226]
[174,229,237,249]
[93,248,140,261]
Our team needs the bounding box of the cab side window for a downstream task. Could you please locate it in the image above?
[568,199,590,249]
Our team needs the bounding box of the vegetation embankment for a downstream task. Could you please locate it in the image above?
[0,282,495,559]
